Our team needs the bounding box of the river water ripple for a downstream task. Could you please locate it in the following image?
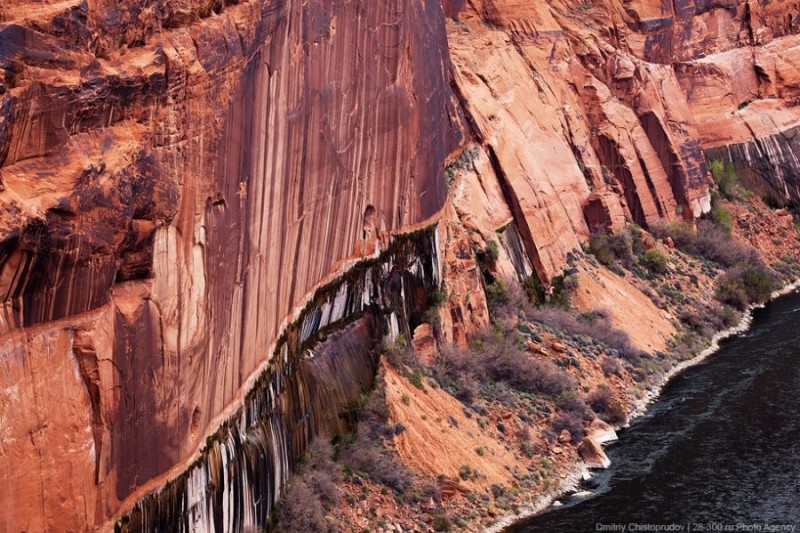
[508,291,800,533]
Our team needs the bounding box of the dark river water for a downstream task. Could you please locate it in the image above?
[509,291,800,533]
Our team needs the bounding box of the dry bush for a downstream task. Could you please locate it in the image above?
[419,479,443,505]
[338,386,413,494]
[475,326,577,396]
[587,387,628,425]
[550,411,585,444]
[340,434,413,494]
[651,220,757,268]
[600,356,624,377]
[276,437,340,533]
[384,338,418,370]
[303,438,340,510]
[527,307,641,362]
[277,479,333,533]
[587,387,614,413]
[430,344,480,403]
[679,304,739,337]
[432,323,577,402]
[555,390,591,420]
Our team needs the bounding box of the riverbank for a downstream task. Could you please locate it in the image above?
[629,277,800,419]
[483,466,586,533]
[499,288,800,530]
[289,191,800,533]
[486,277,800,533]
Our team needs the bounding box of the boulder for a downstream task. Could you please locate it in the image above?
[589,418,619,444]
[578,437,611,469]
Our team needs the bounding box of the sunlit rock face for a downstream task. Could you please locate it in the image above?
[442,0,800,283]
[118,226,444,533]
[3,0,800,530]
[0,1,459,530]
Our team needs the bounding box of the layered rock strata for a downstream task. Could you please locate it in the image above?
[3,0,800,531]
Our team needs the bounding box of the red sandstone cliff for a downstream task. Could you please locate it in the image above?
[2,0,800,531]
[0,1,460,530]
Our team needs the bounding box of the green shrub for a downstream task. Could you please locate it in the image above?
[486,239,500,263]
[718,305,740,328]
[443,146,479,186]
[710,205,733,234]
[523,275,546,304]
[708,159,742,200]
[430,286,448,306]
[519,440,534,458]
[406,369,425,390]
[588,231,634,269]
[716,263,776,310]
[627,224,647,256]
[432,513,452,532]
[491,484,506,498]
[602,400,628,425]
[548,273,574,307]
[640,249,669,276]
[486,279,533,319]
[486,278,510,304]
[589,234,616,266]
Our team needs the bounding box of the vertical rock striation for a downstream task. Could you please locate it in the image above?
[1,1,459,530]
[3,0,800,530]
[119,226,442,532]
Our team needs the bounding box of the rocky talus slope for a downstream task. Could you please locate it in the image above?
[1,0,800,531]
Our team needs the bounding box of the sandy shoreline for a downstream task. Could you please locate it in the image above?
[484,278,800,533]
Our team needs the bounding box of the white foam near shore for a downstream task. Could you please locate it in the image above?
[483,465,587,533]
[485,277,800,533]
[630,277,800,418]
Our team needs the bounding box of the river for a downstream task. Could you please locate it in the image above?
[508,291,800,533]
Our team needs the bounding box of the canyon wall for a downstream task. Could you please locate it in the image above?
[2,0,800,531]
[444,0,800,283]
[0,1,460,530]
